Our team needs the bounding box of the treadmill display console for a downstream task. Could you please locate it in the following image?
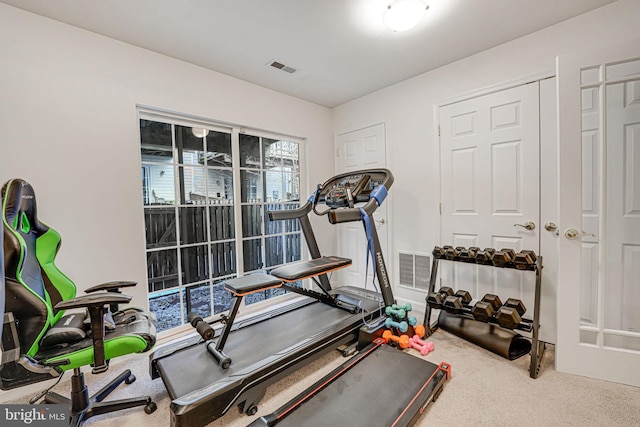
[321,171,385,208]
[324,174,369,208]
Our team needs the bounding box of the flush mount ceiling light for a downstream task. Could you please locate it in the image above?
[384,0,428,32]
[191,128,210,138]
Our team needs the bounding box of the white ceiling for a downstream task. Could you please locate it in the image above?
[1,0,616,107]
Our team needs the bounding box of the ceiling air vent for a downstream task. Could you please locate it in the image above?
[269,60,297,74]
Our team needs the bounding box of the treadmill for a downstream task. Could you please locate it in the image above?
[245,170,452,427]
[249,339,450,427]
[149,169,397,427]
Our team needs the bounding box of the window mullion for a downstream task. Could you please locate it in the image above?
[231,128,244,278]
[171,123,185,326]
[203,134,215,317]
[260,137,267,276]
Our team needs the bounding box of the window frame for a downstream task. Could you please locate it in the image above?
[138,108,307,333]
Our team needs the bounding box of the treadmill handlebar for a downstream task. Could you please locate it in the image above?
[327,197,378,224]
[267,201,313,221]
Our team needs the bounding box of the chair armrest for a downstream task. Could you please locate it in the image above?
[83,282,136,313]
[55,293,132,310]
[84,280,137,294]
[55,294,132,374]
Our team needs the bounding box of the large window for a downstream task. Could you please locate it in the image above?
[139,114,303,332]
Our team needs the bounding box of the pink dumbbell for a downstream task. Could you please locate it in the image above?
[409,335,435,356]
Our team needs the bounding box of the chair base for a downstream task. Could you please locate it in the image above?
[43,368,156,427]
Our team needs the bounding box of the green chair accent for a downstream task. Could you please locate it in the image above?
[1,179,157,426]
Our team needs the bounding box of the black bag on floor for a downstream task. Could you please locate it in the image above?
[438,311,531,360]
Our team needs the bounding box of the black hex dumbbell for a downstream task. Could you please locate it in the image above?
[471,294,503,323]
[513,250,538,270]
[426,286,454,309]
[444,246,459,261]
[442,289,472,314]
[432,246,446,259]
[454,289,472,305]
[475,248,496,265]
[495,298,527,329]
[492,248,516,267]
[458,247,480,263]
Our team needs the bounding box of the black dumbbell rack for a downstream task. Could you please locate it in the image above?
[422,246,546,379]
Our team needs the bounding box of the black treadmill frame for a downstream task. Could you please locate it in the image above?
[249,339,451,427]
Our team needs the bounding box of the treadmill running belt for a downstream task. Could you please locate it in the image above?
[156,300,350,399]
[258,343,448,427]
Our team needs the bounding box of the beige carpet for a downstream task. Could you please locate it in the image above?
[7,329,640,426]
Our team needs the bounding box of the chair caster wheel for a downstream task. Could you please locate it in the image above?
[145,401,157,414]
[246,404,258,416]
[125,374,136,385]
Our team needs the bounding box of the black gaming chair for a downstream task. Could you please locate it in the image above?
[0,178,157,426]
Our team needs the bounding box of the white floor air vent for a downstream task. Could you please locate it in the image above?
[398,252,431,291]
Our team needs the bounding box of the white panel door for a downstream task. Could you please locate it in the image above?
[557,39,640,386]
[439,82,540,322]
[334,123,388,289]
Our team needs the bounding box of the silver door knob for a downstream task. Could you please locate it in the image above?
[564,228,595,240]
[375,218,385,224]
[514,221,535,231]
[544,222,557,232]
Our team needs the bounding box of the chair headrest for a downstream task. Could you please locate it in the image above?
[2,179,50,300]
[2,179,40,233]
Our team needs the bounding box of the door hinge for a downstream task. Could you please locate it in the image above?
[439,202,442,215]
[438,125,441,137]
[336,147,339,157]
